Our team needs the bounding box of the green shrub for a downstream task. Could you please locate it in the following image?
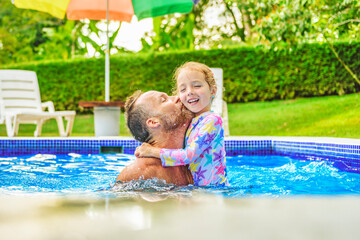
[2,41,359,112]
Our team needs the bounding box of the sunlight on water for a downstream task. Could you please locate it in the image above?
[0,153,360,197]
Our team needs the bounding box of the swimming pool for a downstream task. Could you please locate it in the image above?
[0,136,359,195]
[1,136,360,240]
[1,153,360,196]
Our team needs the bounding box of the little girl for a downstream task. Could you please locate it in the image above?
[135,62,228,186]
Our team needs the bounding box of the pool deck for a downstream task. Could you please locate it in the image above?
[1,194,360,240]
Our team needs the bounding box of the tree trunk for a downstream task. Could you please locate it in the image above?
[223,0,245,42]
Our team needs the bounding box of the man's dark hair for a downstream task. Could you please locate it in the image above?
[124,90,152,143]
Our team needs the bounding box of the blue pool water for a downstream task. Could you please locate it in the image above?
[1,153,360,196]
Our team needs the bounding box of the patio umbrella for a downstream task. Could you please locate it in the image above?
[13,0,195,102]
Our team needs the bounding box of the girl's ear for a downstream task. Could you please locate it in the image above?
[211,86,217,96]
[146,117,161,129]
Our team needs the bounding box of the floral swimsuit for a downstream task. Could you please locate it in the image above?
[160,111,229,186]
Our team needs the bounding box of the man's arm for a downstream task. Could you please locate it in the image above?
[135,143,161,158]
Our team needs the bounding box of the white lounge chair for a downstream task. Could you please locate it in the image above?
[0,70,76,137]
[210,68,230,137]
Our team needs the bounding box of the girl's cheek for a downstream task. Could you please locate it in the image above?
[179,94,187,104]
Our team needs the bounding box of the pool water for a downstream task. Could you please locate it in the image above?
[1,153,359,196]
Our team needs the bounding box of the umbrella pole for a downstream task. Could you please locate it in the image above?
[105,0,110,102]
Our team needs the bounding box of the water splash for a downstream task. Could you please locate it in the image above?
[111,178,176,192]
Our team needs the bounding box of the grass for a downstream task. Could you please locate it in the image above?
[1,93,359,138]
[228,93,360,138]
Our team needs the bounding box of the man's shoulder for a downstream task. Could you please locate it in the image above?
[116,157,161,182]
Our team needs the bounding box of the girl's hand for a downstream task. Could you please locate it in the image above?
[135,143,161,159]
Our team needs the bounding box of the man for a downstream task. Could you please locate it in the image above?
[116,90,194,185]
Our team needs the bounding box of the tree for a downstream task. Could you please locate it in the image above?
[0,0,127,64]
[0,0,86,64]
[79,20,129,57]
[254,0,360,46]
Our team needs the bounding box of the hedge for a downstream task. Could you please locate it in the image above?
[2,41,359,112]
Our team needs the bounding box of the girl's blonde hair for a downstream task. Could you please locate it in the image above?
[172,62,216,95]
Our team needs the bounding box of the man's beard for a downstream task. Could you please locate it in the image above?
[160,104,194,131]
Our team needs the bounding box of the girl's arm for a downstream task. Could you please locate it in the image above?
[135,143,161,159]
[161,114,223,167]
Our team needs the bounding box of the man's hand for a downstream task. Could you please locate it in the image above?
[135,143,161,159]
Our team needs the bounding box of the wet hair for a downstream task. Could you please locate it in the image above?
[124,90,152,143]
[172,61,216,95]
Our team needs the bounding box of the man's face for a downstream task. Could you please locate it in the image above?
[136,91,193,131]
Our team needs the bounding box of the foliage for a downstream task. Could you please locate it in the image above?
[79,20,132,56]
[2,41,359,112]
[34,20,88,60]
[254,0,360,46]
[142,0,360,50]
[0,1,129,64]
[140,0,223,52]
[0,0,87,64]
[140,12,196,52]
[2,0,359,67]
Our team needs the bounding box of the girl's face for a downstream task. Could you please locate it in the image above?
[177,69,216,116]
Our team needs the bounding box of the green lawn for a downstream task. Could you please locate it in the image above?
[228,93,360,138]
[1,93,359,138]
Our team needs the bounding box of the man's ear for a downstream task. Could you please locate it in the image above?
[146,117,161,129]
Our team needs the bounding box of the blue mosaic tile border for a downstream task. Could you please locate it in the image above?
[0,137,359,173]
[273,140,360,173]
[225,140,272,156]
[0,138,141,156]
